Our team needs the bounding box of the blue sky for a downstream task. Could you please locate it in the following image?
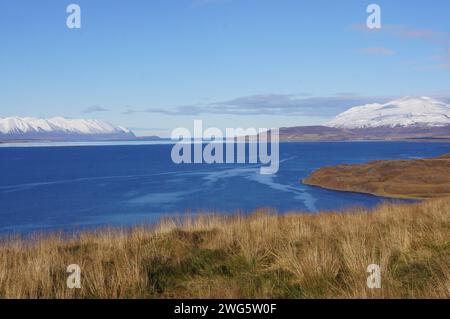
[1,0,449,136]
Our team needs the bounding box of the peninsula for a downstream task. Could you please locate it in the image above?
[303,154,450,199]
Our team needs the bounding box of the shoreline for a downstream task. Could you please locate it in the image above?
[1,139,450,150]
[302,181,424,200]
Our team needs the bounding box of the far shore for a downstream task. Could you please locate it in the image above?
[2,138,450,147]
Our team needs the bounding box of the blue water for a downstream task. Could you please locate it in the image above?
[0,141,449,235]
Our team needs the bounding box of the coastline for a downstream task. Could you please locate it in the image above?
[2,138,450,149]
[302,181,424,200]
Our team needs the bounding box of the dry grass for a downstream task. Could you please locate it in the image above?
[0,198,449,299]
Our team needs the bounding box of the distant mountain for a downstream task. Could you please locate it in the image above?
[278,124,450,141]
[0,116,135,141]
[277,126,358,141]
[326,96,450,129]
[277,97,450,141]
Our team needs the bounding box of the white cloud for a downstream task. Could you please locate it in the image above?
[138,94,394,117]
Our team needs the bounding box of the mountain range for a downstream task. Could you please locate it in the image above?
[2,97,450,142]
[0,117,135,141]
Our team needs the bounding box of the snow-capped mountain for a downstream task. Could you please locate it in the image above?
[0,116,135,140]
[326,97,450,129]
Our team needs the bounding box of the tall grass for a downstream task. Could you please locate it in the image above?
[0,198,449,298]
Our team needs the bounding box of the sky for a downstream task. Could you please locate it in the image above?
[1,0,450,136]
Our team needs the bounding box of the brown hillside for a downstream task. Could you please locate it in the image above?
[303,154,450,199]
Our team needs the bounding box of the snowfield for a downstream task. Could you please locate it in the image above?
[0,117,134,140]
[326,97,450,129]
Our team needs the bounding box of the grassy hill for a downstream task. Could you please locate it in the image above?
[0,197,449,298]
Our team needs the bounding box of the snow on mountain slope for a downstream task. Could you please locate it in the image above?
[0,116,135,140]
[326,97,450,129]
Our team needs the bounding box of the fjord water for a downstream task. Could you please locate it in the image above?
[0,141,449,235]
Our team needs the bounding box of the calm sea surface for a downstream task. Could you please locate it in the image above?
[0,141,449,235]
